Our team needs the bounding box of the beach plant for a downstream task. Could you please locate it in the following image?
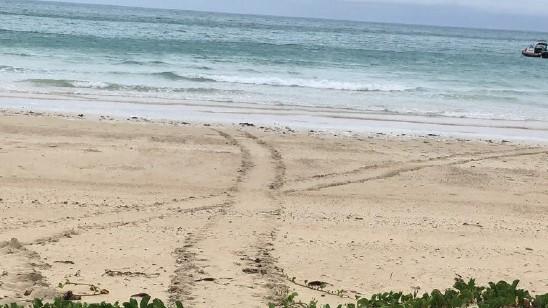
[1,297,184,308]
[268,278,548,308]
[3,278,548,308]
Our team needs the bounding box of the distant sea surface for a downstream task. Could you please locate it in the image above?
[1,0,548,128]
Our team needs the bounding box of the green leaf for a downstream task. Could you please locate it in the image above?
[139,297,150,308]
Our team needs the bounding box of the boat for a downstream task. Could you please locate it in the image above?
[522,40,547,57]
[543,51,548,59]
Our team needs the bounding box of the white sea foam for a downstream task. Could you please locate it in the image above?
[72,81,111,89]
[209,75,414,92]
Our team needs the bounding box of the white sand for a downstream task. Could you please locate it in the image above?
[1,109,547,307]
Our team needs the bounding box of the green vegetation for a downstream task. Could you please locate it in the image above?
[1,297,183,308]
[2,278,548,308]
[272,278,548,308]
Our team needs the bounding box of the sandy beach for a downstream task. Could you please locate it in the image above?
[1,109,548,307]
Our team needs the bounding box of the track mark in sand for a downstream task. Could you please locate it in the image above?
[168,202,230,302]
[240,131,287,303]
[0,238,54,301]
[0,195,228,301]
[9,199,230,301]
[286,148,548,193]
[27,201,229,247]
[168,129,254,304]
[3,194,225,246]
[290,149,511,184]
[214,129,254,190]
[0,193,225,235]
[289,148,530,186]
[243,132,286,191]
[169,129,287,307]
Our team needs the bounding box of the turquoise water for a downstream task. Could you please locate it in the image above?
[1,0,548,123]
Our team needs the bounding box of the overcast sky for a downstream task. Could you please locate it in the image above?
[49,0,548,31]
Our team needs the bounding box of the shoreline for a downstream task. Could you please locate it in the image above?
[1,94,547,145]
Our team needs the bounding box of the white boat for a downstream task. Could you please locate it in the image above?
[522,40,547,57]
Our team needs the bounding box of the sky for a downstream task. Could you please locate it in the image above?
[47,0,548,31]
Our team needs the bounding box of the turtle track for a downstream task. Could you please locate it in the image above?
[285,148,548,193]
[169,129,288,307]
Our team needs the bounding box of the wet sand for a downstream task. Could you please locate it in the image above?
[1,109,548,307]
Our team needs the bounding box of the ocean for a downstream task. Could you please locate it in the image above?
[1,0,548,139]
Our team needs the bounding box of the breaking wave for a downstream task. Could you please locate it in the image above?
[20,78,240,94]
[151,71,216,82]
[0,65,26,72]
[209,75,416,92]
[146,72,415,92]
